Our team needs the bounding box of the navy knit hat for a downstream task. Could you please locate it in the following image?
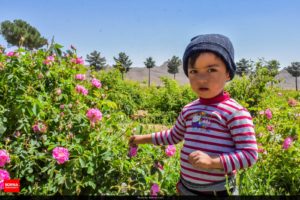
[182,34,236,80]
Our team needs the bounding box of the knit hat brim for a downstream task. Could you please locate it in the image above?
[182,35,236,80]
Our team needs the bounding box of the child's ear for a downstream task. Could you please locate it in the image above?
[226,72,230,81]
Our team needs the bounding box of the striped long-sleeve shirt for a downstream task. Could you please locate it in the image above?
[151,92,258,185]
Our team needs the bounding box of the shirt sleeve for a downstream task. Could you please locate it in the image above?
[151,110,186,145]
[220,108,258,174]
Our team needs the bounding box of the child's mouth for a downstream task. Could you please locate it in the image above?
[199,87,209,91]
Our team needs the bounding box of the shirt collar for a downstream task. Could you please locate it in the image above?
[199,91,230,105]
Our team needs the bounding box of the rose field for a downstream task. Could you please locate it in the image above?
[0,45,299,196]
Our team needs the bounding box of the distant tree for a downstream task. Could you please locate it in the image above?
[113,52,132,80]
[144,57,156,87]
[285,62,300,91]
[167,56,181,79]
[236,58,253,76]
[266,59,280,86]
[113,61,126,80]
[254,58,280,86]
[266,59,280,77]
[0,19,47,50]
[254,58,266,72]
[86,50,106,71]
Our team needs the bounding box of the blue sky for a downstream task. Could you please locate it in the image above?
[1,0,300,68]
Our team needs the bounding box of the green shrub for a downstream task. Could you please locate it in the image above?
[225,67,275,114]
[238,90,300,195]
[0,47,179,195]
[1,46,299,195]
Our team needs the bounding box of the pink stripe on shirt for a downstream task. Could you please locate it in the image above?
[151,92,258,184]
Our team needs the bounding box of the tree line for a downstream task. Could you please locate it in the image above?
[1,19,299,90]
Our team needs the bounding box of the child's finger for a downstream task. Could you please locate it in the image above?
[130,135,135,141]
[188,154,195,164]
[189,158,196,166]
[129,136,136,146]
[188,151,198,158]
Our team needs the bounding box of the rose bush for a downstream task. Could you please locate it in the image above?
[0,44,299,195]
[237,89,300,195]
[0,46,180,195]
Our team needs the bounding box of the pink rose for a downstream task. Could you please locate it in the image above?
[0,169,10,190]
[265,108,272,120]
[154,161,164,170]
[75,74,86,81]
[86,108,102,123]
[0,150,10,167]
[56,88,62,96]
[258,148,265,153]
[282,137,293,150]
[14,131,21,138]
[259,110,265,115]
[267,125,274,132]
[91,78,102,88]
[288,98,298,107]
[71,57,84,65]
[75,85,88,96]
[128,146,138,158]
[52,147,70,164]
[165,145,176,157]
[150,183,160,196]
[32,122,47,133]
[43,55,55,65]
[76,57,84,65]
[6,51,16,57]
[256,132,263,138]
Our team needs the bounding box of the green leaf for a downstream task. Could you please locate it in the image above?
[54,43,63,49]
[7,74,13,80]
[32,103,37,116]
[26,175,34,183]
[79,158,85,168]
[28,168,33,174]
[87,181,96,190]
[27,107,33,117]
[58,176,65,185]
[87,166,94,175]
[0,122,7,135]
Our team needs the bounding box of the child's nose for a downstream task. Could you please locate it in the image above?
[195,73,208,83]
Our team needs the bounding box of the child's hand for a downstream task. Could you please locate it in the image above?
[188,150,213,169]
[188,150,223,169]
[129,135,138,147]
[128,134,153,146]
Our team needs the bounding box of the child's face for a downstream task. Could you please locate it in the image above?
[188,52,230,99]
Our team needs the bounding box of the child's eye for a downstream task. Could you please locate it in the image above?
[208,68,217,73]
[189,69,197,74]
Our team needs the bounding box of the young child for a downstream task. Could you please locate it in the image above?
[129,34,258,196]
